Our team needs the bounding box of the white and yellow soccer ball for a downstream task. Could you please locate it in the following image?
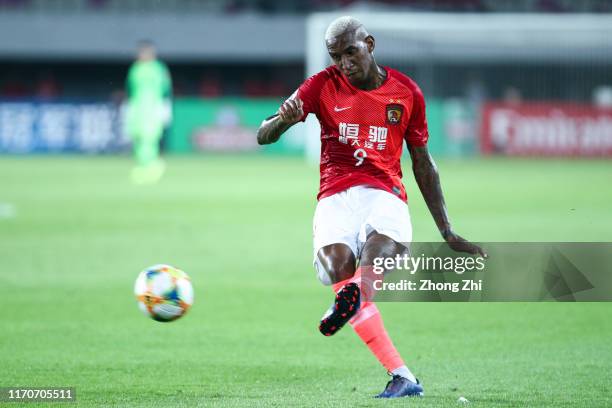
[134,264,194,322]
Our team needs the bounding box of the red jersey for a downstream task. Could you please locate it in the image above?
[297,65,429,202]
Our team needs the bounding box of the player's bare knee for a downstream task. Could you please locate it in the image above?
[317,244,356,284]
[360,233,400,266]
[328,259,355,283]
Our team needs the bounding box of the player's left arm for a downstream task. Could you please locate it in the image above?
[161,62,173,125]
[407,144,486,257]
[161,62,172,99]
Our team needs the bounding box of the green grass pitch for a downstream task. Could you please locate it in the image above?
[1,155,611,407]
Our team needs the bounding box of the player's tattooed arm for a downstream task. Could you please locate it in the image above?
[257,98,304,145]
[408,145,450,233]
[408,145,486,257]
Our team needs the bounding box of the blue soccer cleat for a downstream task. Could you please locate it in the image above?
[376,375,424,398]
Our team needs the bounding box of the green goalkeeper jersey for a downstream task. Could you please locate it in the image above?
[126,59,172,136]
[127,59,171,104]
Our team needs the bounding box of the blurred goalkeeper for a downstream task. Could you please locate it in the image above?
[125,40,172,184]
[257,16,484,398]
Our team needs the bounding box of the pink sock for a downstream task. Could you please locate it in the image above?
[349,302,405,372]
[331,269,405,372]
[331,266,374,302]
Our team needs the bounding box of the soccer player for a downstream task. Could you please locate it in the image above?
[257,16,484,398]
[125,40,172,184]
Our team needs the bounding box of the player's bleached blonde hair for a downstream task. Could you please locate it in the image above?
[324,16,368,42]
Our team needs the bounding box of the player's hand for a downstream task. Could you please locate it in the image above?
[277,97,304,125]
[444,231,487,258]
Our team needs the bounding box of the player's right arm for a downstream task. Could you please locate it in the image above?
[258,68,328,145]
[256,97,304,145]
[126,64,135,99]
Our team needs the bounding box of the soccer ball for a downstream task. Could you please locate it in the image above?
[134,264,194,322]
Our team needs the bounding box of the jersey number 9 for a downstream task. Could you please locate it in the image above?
[354,148,367,166]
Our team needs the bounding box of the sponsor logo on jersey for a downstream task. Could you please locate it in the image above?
[386,104,403,125]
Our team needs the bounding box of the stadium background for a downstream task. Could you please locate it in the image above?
[1,1,611,407]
